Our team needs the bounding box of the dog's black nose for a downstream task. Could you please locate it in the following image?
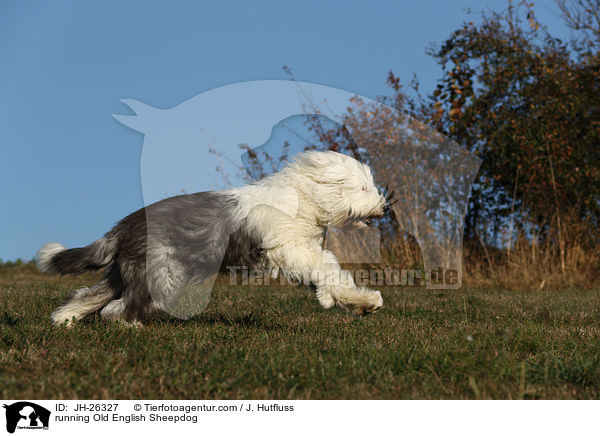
[383,203,390,213]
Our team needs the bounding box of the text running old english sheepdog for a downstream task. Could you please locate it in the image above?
[37,150,394,326]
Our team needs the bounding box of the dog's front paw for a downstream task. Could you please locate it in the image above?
[353,289,383,315]
[364,291,383,313]
[365,290,383,313]
[316,289,336,309]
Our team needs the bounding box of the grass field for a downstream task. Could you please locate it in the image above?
[1,263,599,399]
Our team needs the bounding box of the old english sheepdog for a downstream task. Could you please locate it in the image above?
[37,150,393,326]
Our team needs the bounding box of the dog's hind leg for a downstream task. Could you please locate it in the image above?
[100,298,126,322]
[51,279,117,326]
[100,297,143,327]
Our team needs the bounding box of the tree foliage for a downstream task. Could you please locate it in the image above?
[379,1,600,253]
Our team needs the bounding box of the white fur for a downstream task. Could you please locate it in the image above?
[228,150,387,314]
[50,284,113,326]
[35,242,66,273]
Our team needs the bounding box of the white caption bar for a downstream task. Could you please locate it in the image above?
[0,400,596,435]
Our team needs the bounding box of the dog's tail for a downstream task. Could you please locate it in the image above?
[36,237,117,275]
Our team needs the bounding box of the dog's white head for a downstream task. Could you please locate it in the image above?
[288,150,388,227]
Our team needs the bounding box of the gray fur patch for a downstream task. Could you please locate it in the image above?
[45,191,263,322]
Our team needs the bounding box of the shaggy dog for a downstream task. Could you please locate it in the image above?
[37,150,392,326]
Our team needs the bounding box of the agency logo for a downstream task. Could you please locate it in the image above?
[114,80,481,318]
[2,402,50,434]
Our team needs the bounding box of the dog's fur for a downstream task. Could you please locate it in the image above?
[37,150,389,326]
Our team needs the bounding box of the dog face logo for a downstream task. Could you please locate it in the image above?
[112,80,481,318]
[3,402,50,433]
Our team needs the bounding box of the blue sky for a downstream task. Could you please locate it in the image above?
[0,0,570,261]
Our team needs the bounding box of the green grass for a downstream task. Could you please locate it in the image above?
[1,263,600,399]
